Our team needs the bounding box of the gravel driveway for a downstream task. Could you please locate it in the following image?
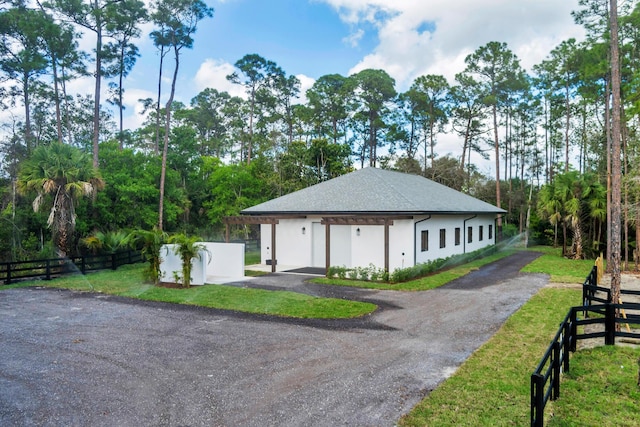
[0,251,547,426]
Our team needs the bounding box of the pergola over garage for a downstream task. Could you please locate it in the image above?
[225,167,505,274]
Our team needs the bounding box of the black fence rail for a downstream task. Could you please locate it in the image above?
[0,250,143,285]
[227,239,260,252]
[531,270,640,427]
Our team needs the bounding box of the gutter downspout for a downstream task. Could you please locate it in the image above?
[463,214,477,254]
[414,215,432,266]
[494,215,502,245]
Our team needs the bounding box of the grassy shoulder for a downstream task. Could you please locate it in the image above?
[5,264,376,319]
[312,250,515,291]
[548,345,640,427]
[399,287,581,426]
[523,246,598,283]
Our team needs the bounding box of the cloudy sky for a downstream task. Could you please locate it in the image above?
[79,0,587,171]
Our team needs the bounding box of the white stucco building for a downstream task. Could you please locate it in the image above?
[228,167,505,273]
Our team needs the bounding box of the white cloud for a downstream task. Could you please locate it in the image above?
[342,28,365,47]
[193,58,247,99]
[296,74,316,105]
[122,88,156,131]
[322,0,585,88]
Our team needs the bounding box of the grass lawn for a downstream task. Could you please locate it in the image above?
[312,250,516,291]
[547,345,640,427]
[5,264,376,319]
[523,246,599,283]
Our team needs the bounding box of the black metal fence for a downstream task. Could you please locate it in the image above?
[0,250,143,285]
[531,265,640,427]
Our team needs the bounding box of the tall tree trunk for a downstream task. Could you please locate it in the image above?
[155,43,165,156]
[158,44,180,231]
[93,16,102,169]
[493,104,502,240]
[23,73,32,152]
[636,190,640,271]
[605,77,612,271]
[118,43,125,149]
[247,86,255,164]
[610,0,622,313]
[52,56,63,144]
[565,79,570,172]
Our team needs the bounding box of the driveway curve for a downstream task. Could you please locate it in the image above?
[0,251,547,426]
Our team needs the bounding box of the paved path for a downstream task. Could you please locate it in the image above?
[0,251,547,426]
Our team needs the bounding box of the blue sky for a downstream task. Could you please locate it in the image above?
[69,0,586,171]
[201,0,379,76]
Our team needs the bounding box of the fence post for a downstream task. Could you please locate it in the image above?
[111,253,117,270]
[563,319,571,373]
[552,341,561,400]
[531,373,545,427]
[605,302,616,345]
[81,255,86,274]
[45,259,51,280]
[570,309,577,353]
[6,263,11,285]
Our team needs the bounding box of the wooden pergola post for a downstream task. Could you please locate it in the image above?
[325,222,331,273]
[271,223,277,273]
[384,220,390,274]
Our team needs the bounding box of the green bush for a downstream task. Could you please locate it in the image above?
[390,246,499,283]
[326,263,387,282]
[327,246,500,284]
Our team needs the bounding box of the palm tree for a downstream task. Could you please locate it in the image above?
[168,233,207,288]
[18,143,104,257]
[128,227,168,284]
[81,230,130,254]
[554,171,585,259]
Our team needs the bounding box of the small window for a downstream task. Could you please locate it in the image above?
[489,225,493,240]
[479,225,484,241]
[455,228,461,246]
[468,226,473,243]
[421,230,429,252]
[439,229,446,248]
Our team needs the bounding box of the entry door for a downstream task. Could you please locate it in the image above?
[311,222,325,267]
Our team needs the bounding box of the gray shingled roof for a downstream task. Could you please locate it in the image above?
[241,167,505,215]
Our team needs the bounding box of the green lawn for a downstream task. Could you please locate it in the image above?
[5,264,376,319]
[523,246,598,283]
[547,346,640,427]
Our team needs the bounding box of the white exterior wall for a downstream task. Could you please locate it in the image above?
[414,214,496,264]
[350,225,384,268]
[463,215,496,253]
[260,214,496,270]
[388,219,414,271]
[331,225,352,267]
[260,220,311,266]
[160,242,245,285]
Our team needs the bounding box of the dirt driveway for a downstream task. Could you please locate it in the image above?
[0,251,547,426]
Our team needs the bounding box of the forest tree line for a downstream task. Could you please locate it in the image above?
[0,0,635,268]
